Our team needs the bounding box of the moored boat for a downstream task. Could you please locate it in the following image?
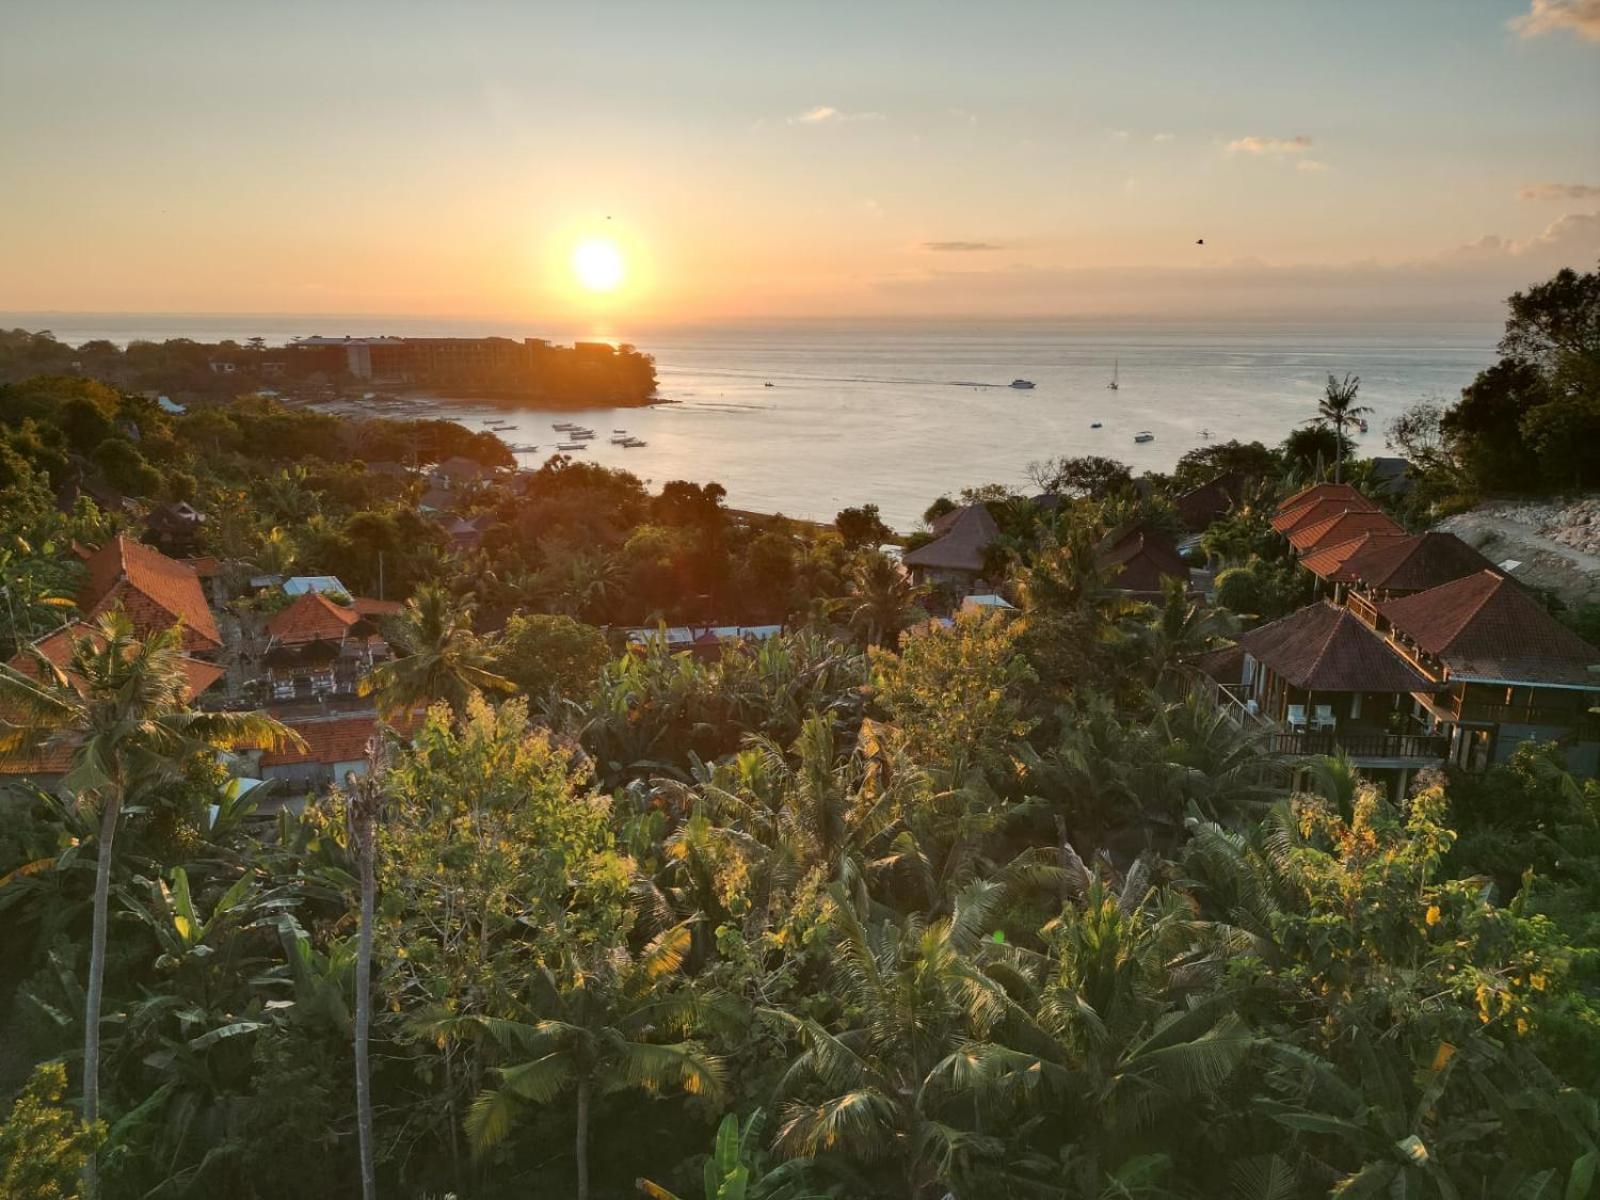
[1009,378,1035,389]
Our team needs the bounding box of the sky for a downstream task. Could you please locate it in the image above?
[1,0,1597,327]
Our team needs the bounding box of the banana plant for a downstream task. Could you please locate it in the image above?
[636,1109,825,1200]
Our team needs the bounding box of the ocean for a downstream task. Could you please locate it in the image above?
[4,314,1501,530]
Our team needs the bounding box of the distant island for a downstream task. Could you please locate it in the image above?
[0,329,660,411]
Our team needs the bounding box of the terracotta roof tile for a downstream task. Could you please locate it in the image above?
[259,710,421,767]
[1239,601,1441,693]
[265,592,358,645]
[1288,509,1403,553]
[79,536,222,652]
[1300,532,1410,583]
[352,597,403,617]
[1343,532,1494,594]
[1276,481,1369,517]
[1378,569,1600,687]
[1271,492,1379,536]
[1099,526,1189,594]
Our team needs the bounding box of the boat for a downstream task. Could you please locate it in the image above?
[1009,379,1035,389]
[489,423,517,432]
[508,443,539,453]
[1090,422,1103,429]
[610,434,630,444]
[764,381,774,388]
[613,427,627,433]
[556,442,588,451]
[552,422,579,431]
[621,438,647,448]
[1108,360,1119,391]
[568,430,595,440]
[1133,430,1154,443]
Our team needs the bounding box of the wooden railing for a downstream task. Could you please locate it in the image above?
[1263,730,1450,761]
[1453,701,1597,728]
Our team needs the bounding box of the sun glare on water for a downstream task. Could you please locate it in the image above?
[572,238,625,293]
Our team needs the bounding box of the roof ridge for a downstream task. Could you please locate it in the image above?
[1440,570,1506,651]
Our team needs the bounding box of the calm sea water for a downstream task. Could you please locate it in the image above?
[5,314,1500,529]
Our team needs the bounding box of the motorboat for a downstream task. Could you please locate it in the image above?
[1090,422,1103,429]
[621,438,647,448]
[1133,430,1154,443]
[553,422,579,431]
[764,381,774,387]
[508,443,539,453]
[1009,379,1036,389]
[556,441,588,451]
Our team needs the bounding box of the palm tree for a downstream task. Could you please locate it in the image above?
[1136,576,1239,689]
[0,613,299,1190]
[1314,373,1372,484]
[841,551,927,648]
[341,748,388,1200]
[362,583,513,716]
[462,922,728,1200]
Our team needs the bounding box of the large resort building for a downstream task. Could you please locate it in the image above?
[1203,481,1600,788]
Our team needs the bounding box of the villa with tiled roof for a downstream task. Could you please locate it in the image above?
[78,535,222,654]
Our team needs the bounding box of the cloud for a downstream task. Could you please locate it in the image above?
[1110,130,1132,142]
[1297,160,1330,173]
[1519,181,1600,201]
[1451,209,1599,259]
[922,241,1003,252]
[1509,0,1600,41]
[1152,132,1176,143]
[791,105,883,125]
[1227,134,1313,156]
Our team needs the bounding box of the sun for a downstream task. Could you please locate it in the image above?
[572,238,625,293]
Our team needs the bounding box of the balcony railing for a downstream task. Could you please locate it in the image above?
[1263,729,1450,761]
[1453,701,1598,728]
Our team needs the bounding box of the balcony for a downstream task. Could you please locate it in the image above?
[1262,729,1450,762]
[1453,700,1599,729]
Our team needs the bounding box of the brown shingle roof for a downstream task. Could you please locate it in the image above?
[351,596,402,617]
[902,505,1000,573]
[1175,473,1244,531]
[1239,601,1441,693]
[1288,509,1404,553]
[1272,492,1379,536]
[1378,569,1600,687]
[1099,526,1189,594]
[79,536,222,652]
[265,591,359,645]
[1300,532,1410,584]
[1343,532,1493,594]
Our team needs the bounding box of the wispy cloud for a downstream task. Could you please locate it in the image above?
[922,241,1003,252]
[1226,134,1313,156]
[1109,130,1132,142]
[1297,160,1330,173]
[791,105,883,125]
[1519,181,1600,201]
[1509,0,1600,42]
[1152,132,1176,143]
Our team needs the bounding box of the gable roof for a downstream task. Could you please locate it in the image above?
[1174,473,1244,532]
[1272,492,1379,536]
[1099,525,1189,594]
[258,709,421,767]
[1276,481,1369,517]
[1287,509,1404,553]
[1343,532,1493,594]
[79,535,222,652]
[1299,531,1411,584]
[1378,569,1600,687]
[1,623,226,774]
[1239,601,1441,693]
[265,591,361,645]
[902,505,1001,573]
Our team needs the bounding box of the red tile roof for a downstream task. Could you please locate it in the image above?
[1299,532,1410,583]
[1276,481,1369,517]
[1271,492,1379,536]
[265,591,359,645]
[1099,526,1189,594]
[1239,601,1441,693]
[1378,569,1600,687]
[1287,509,1404,553]
[79,536,222,653]
[352,597,403,617]
[181,555,224,579]
[1343,532,1493,594]
[1,623,226,775]
[903,505,1001,573]
[259,710,421,767]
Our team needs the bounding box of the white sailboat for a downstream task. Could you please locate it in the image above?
[1107,359,1119,391]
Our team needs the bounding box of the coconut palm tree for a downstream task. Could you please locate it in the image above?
[462,921,728,1200]
[0,613,299,1190]
[362,583,512,716]
[1314,373,1372,484]
[1135,575,1239,689]
[841,551,928,648]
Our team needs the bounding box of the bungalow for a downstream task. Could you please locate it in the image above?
[1208,600,1452,790]
[429,456,498,489]
[1372,569,1600,775]
[901,505,1001,598]
[1285,508,1404,555]
[1098,525,1191,599]
[145,501,208,555]
[1340,532,1493,606]
[1174,472,1246,533]
[78,535,223,655]
[252,711,412,791]
[1299,531,1411,593]
[261,591,388,702]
